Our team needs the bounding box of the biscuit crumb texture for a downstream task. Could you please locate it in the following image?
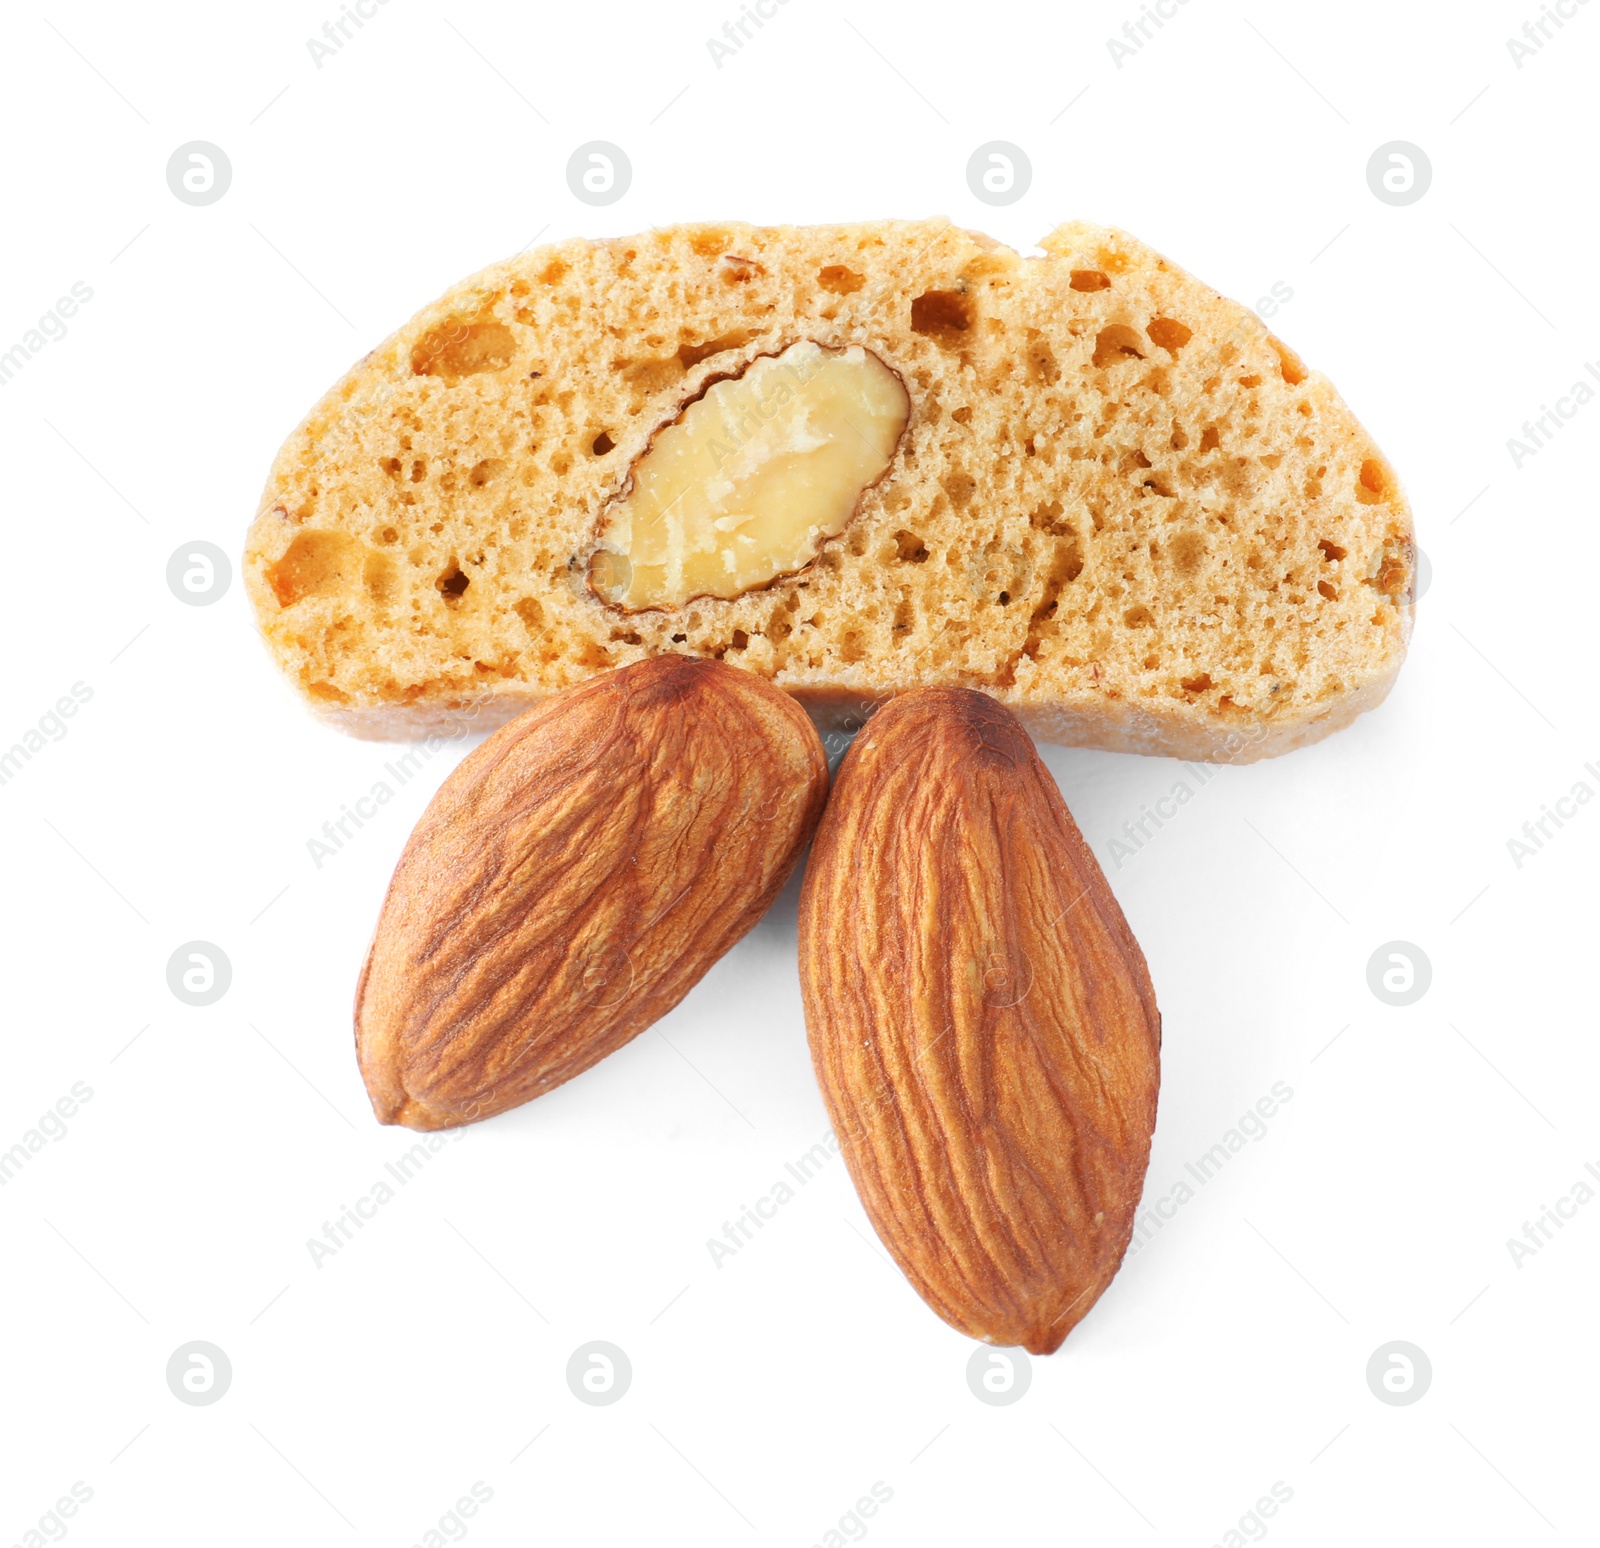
[244,220,1414,761]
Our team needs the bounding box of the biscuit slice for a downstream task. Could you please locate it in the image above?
[244,220,1413,761]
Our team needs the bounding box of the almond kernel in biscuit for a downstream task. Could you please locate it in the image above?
[588,340,909,611]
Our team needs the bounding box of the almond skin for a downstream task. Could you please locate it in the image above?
[798,688,1160,1353]
[356,656,828,1130]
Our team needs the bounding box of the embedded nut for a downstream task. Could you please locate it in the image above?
[588,340,909,611]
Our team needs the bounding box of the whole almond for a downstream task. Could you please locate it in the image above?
[356,656,828,1130]
[798,688,1160,1353]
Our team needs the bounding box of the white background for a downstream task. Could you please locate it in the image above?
[2,0,1596,1543]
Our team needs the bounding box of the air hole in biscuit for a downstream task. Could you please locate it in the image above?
[1093,325,1147,367]
[469,459,503,487]
[1027,337,1060,384]
[1199,425,1221,453]
[1356,458,1390,504]
[618,357,684,396]
[1270,338,1308,385]
[1169,530,1206,576]
[893,530,930,563]
[818,265,865,294]
[1318,539,1347,562]
[363,552,397,603]
[1070,270,1111,291]
[265,530,361,607]
[591,432,615,456]
[910,289,974,341]
[677,331,751,369]
[942,471,976,508]
[436,562,470,605]
[411,319,516,381]
[1146,317,1193,353]
[1318,580,1339,600]
[1181,673,1214,693]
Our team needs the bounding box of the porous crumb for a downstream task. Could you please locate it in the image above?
[243,220,1413,761]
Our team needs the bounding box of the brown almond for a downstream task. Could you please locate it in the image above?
[356,656,829,1130]
[798,687,1160,1353]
